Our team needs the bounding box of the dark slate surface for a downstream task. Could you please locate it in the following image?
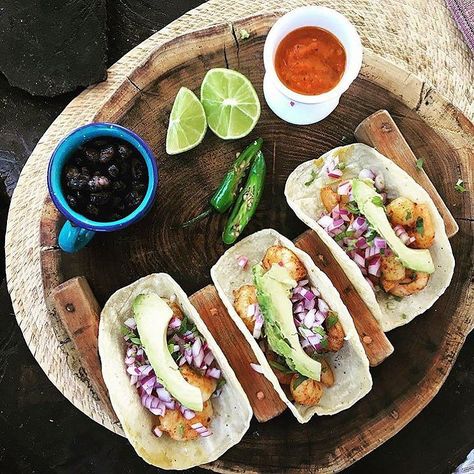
[0,1,472,472]
[0,0,107,96]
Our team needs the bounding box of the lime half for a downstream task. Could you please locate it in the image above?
[166,87,207,155]
[200,68,261,140]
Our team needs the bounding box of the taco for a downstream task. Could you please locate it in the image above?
[285,143,455,332]
[98,274,252,470]
[211,229,372,423]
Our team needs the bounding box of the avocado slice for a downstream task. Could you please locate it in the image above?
[253,264,321,381]
[133,293,203,412]
[352,179,434,274]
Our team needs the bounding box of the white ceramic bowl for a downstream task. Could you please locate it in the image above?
[263,6,363,124]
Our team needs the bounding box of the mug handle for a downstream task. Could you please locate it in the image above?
[58,220,96,253]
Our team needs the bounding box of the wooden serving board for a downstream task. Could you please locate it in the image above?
[21,12,474,474]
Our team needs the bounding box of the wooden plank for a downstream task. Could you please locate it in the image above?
[354,109,459,238]
[294,230,394,367]
[48,277,118,422]
[189,285,287,422]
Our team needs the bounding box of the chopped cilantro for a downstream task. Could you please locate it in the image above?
[405,210,412,220]
[292,374,307,390]
[313,326,327,338]
[415,158,424,170]
[393,295,403,302]
[304,169,317,186]
[129,336,141,345]
[217,378,226,390]
[239,29,250,40]
[319,338,329,351]
[326,311,339,328]
[177,423,185,438]
[346,201,360,215]
[371,195,384,207]
[365,228,378,243]
[168,342,175,354]
[336,162,346,170]
[269,360,294,374]
[455,179,467,193]
[416,216,424,236]
[334,230,354,242]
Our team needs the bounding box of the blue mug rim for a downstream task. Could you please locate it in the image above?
[47,122,158,232]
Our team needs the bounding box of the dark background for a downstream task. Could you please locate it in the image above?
[0,1,472,472]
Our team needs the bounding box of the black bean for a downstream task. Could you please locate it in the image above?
[99,145,115,164]
[91,138,108,148]
[117,143,132,159]
[89,192,111,206]
[124,191,142,208]
[66,194,78,209]
[86,203,100,217]
[131,181,147,194]
[84,148,99,163]
[67,176,89,191]
[88,175,110,191]
[93,170,101,177]
[107,164,120,178]
[64,166,80,180]
[111,180,126,193]
[131,158,145,180]
[80,167,91,179]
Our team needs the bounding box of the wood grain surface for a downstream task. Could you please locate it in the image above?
[17,13,474,474]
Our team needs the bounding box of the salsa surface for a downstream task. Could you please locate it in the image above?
[275,26,346,95]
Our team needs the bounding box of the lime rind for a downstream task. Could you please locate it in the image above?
[166,87,207,155]
[200,68,261,140]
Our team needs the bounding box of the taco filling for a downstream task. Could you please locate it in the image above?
[122,293,225,441]
[233,245,343,407]
[316,155,435,298]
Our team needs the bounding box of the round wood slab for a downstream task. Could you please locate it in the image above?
[7,13,473,473]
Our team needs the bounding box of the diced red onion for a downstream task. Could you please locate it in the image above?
[318,215,333,229]
[153,427,163,437]
[203,351,214,367]
[368,256,382,277]
[206,368,221,379]
[337,181,352,195]
[394,224,411,245]
[373,236,387,249]
[353,252,365,268]
[124,318,136,330]
[250,363,264,374]
[374,173,385,191]
[236,255,249,269]
[304,298,316,311]
[252,311,264,339]
[359,169,375,180]
[318,299,329,314]
[303,309,316,328]
[298,279,309,287]
[168,317,181,330]
[328,168,343,178]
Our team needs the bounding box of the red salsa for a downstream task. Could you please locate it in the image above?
[275,26,346,95]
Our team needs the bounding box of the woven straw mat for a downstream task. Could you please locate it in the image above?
[5,0,473,432]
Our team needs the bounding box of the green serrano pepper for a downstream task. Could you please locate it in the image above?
[222,150,266,244]
[181,138,263,228]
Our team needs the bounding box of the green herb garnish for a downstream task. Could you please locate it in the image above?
[371,195,384,207]
[334,230,355,242]
[405,210,413,220]
[304,169,317,186]
[326,311,339,328]
[336,162,346,170]
[217,378,227,390]
[292,374,307,390]
[416,158,424,170]
[455,179,467,193]
[269,360,295,374]
[239,29,250,40]
[346,201,360,215]
[416,216,424,236]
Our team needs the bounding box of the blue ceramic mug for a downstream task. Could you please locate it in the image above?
[48,123,158,253]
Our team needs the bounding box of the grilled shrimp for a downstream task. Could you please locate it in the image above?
[326,320,345,352]
[408,204,435,249]
[165,299,184,320]
[233,284,258,332]
[381,269,429,297]
[290,375,323,406]
[179,364,217,401]
[320,186,340,212]
[380,255,406,281]
[386,197,416,227]
[262,245,307,281]
[319,358,335,387]
[157,399,213,441]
